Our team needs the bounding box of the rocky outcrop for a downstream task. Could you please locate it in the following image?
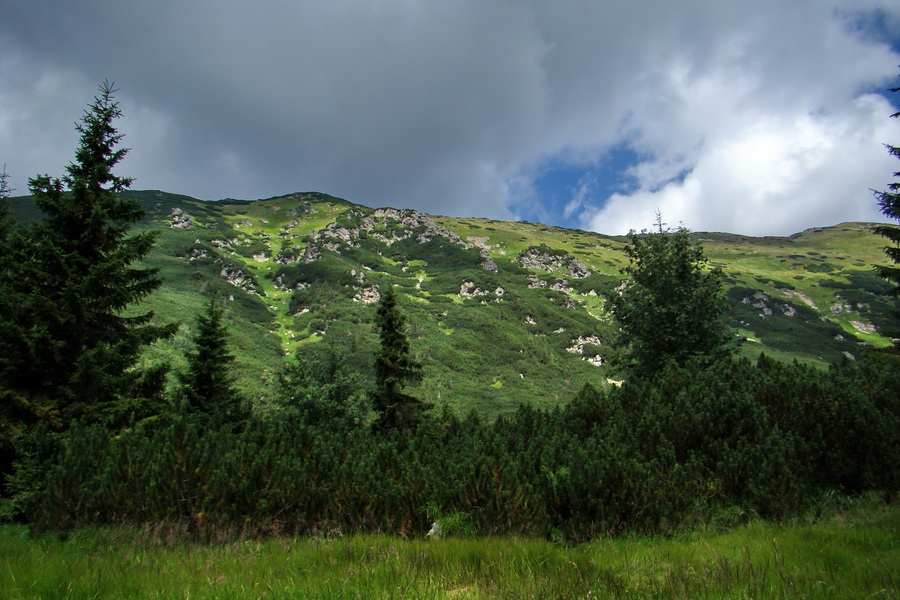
[170,208,194,229]
[515,247,567,272]
[354,285,381,304]
[515,247,592,278]
[365,208,474,250]
[743,291,797,317]
[567,259,592,279]
[851,320,876,334]
[459,281,505,302]
[550,279,574,294]
[216,260,263,295]
[309,221,361,250]
[211,238,236,250]
[479,250,499,273]
[566,335,603,366]
[286,202,315,217]
[184,247,209,260]
[274,245,303,265]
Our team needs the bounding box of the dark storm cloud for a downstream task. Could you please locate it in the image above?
[1,1,899,234]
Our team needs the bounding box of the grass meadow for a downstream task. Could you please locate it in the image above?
[1,497,896,599]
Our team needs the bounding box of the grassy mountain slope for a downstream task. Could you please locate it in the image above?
[12,190,899,416]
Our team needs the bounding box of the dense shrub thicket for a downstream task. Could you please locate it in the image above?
[10,353,897,542]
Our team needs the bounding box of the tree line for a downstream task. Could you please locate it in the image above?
[0,81,898,539]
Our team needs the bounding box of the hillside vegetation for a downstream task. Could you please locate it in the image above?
[34,189,893,415]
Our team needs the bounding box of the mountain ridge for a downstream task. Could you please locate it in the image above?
[10,189,898,416]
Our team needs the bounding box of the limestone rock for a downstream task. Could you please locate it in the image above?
[169,208,194,229]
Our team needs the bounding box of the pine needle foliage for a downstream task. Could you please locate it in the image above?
[0,82,173,427]
[179,300,244,423]
[372,287,426,430]
[873,71,900,296]
[13,354,898,539]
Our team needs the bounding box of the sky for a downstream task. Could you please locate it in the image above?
[1,1,899,236]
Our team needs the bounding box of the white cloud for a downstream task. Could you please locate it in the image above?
[584,87,898,236]
[0,0,898,235]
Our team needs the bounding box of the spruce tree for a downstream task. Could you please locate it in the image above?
[180,300,244,422]
[873,70,900,296]
[0,82,172,426]
[605,215,732,377]
[372,286,425,430]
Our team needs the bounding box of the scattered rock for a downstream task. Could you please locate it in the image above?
[184,247,209,261]
[169,208,194,229]
[479,250,499,273]
[302,244,321,263]
[515,246,592,279]
[354,285,381,304]
[527,275,547,289]
[851,320,876,334]
[274,246,303,265]
[211,238,235,250]
[216,260,262,295]
[566,335,603,367]
[566,259,592,279]
[782,289,817,309]
[550,279,573,294]
[515,247,568,272]
[743,291,797,318]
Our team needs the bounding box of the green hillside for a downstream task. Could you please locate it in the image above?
[11,190,898,416]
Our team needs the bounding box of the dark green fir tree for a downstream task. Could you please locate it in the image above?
[873,70,900,297]
[372,286,425,430]
[179,300,245,423]
[0,82,173,427]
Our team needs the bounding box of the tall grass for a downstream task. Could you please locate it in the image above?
[2,497,896,599]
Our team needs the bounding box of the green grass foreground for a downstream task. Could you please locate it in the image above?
[1,500,896,599]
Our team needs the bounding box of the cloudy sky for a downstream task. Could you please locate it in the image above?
[1,1,899,236]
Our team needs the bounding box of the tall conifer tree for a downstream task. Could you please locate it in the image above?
[179,300,244,422]
[0,82,172,426]
[873,70,900,296]
[372,286,425,430]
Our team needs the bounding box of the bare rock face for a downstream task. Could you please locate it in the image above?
[479,250,499,273]
[211,238,235,250]
[515,247,568,272]
[567,259,592,279]
[851,320,876,334]
[287,202,315,217]
[459,280,485,298]
[527,275,548,289]
[216,260,262,295]
[515,247,592,279]
[354,285,381,304]
[183,247,209,260]
[170,208,194,229]
[566,335,603,366]
[742,291,796,318]
[302,244,321,263]
[370,208,474,249]
[274,246,303,265]
[309,222,361,251]
[550,279,573,294]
